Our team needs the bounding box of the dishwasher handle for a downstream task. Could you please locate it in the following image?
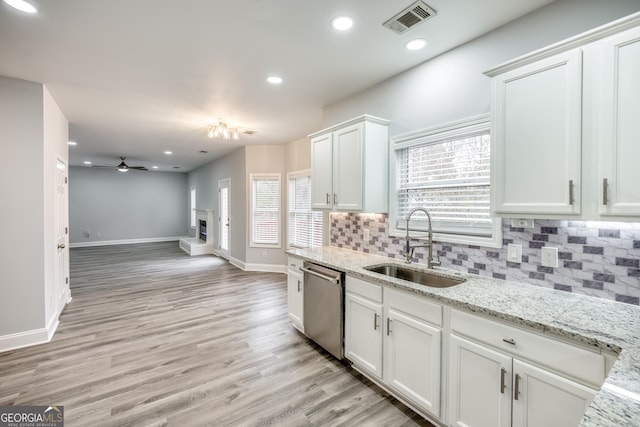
[300,266,340,284]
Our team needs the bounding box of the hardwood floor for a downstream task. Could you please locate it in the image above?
[0,242,434,426]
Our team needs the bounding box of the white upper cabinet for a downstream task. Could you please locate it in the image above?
[595,26,640,217]
[491,50,582,216]
[309,115,389,212]
[487,13,640,220]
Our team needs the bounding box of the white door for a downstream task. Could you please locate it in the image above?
[55,158,69,309]
[310,133,333,209]
[218,178,230,260]
[492,49,582,216]
[448,335,512,427]
[332,123,363,211]
[597,26,640,216]
[344,292,383,379]
[512,359,596,427]
[286,272,304,331]
[384,308,441,417]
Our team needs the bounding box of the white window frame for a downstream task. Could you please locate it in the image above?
[250,173,281,248]
[389,114,502,248]
[190,187,197,229]
[287,169,323,249]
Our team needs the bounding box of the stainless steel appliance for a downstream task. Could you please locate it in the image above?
[301,261,344,360]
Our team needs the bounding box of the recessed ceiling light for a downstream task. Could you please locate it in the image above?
[83,161,92,165]
[331,16,353,31]
[164,151,172,155]
[4,0,37,13]
[68,141,77,146]
[405,38,427,51]
[152,165,159,169]
[267,76,283,85]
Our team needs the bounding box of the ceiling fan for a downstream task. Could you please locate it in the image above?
[93,157,148,172]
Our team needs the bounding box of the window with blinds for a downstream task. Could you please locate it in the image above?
[392,115,500,246]
[288,172,323,248]
[250,174,281,247]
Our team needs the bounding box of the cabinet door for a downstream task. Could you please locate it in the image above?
[597,26,640,216]
[287,273,304,332]
[345,292,383,379]
[512,359,596,427]
[385,308,441,417]
[333,123,363,211]
[448,335,511,427]
[492,49,582,216]
[310,133,333,209]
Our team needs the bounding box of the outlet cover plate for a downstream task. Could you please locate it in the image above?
[541,247,559,268]
[510,218,534,228]
[507,244,522,263]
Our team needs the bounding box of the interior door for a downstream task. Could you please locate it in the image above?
[218,178,230,260]
[55,158,70,310]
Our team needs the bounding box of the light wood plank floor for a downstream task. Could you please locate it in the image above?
[0,242,434,427]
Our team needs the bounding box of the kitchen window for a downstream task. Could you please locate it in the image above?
[390,114,502,248]
[287,171,323,248]
[250,174,281,248]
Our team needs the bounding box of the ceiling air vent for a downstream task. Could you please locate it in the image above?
[383,1,437,34]
[242,130,257,135]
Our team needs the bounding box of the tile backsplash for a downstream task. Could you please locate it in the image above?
[330,213,640,305]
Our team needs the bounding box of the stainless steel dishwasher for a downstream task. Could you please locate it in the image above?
[301,261,344,360]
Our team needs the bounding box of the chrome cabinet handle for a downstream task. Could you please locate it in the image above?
[603,178,609,205]
[386,318,392,336]
[297,279,301,292]
[373,313,379,330]
[503,338,516,345]
[569,180,574,205]
[500,368,507,394]
[514,373,521,400]
[333,193,337,205]
[326,193,330,205]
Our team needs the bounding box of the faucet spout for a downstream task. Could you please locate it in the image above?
[404,207,439,268]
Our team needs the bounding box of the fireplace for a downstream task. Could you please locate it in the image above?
[198,220,207,242]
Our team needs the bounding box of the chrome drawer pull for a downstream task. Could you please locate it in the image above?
[503,338,516,345]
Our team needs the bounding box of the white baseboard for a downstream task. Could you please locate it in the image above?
[229,256,245,270]
[244,262,287,274]
[70,236,181,248]
[0,327,50,353]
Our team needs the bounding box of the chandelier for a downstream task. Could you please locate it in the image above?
[208,121,239,140]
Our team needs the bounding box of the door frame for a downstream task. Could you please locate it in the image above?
[218,178,231,260]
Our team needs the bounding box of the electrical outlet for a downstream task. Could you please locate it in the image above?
[96,232,101,238]
[363,229,370,242]
[262,251,267,258]
[510,218,534,228]
[507,244,522,263]
[541,247,558,268]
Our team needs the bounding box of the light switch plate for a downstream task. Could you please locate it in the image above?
[363,229,370,242]
[541,247,559,268]
[507,244,522,263]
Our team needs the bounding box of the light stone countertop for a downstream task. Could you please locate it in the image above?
[287,246,640,427]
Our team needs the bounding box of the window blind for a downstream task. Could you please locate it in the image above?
[397,132,492,236]
[288,175,323,248]
[251,175,280,246]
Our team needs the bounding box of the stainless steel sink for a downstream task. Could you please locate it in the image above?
[364,264,465,288]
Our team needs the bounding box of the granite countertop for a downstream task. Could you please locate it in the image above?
[287,246,640,427]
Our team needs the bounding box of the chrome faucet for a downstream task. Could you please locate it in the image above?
[404,207,441,268]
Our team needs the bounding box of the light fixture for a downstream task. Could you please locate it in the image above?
[68,141,77,146]
[152,165,159,169]
[405,38,427,51]
[4,0,37,13]
[117,161,129,172]
[164,151,172,155]
[208,121,240,140]
[267,75,283,85]
[83,161,92,165]
[332,16,353,31]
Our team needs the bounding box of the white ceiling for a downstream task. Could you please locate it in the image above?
[0,0,556,172]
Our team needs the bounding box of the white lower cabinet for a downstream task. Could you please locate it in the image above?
[286,257,304,332]
[345,276,442,419]
[448,310,601,427]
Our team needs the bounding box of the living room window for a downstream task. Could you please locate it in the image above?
[287,171,323,248]
[250,174,281,248]
[390,114,502,248]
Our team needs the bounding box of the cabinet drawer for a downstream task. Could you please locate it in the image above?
[346,275,382,303]
[287,256,303,273]
[384,287,442,327]
[451,309,605,387]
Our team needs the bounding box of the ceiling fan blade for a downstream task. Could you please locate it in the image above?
[129,166,148,171]
[90,165,113,168]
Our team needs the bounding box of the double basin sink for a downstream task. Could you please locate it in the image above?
[364,263,465,288]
